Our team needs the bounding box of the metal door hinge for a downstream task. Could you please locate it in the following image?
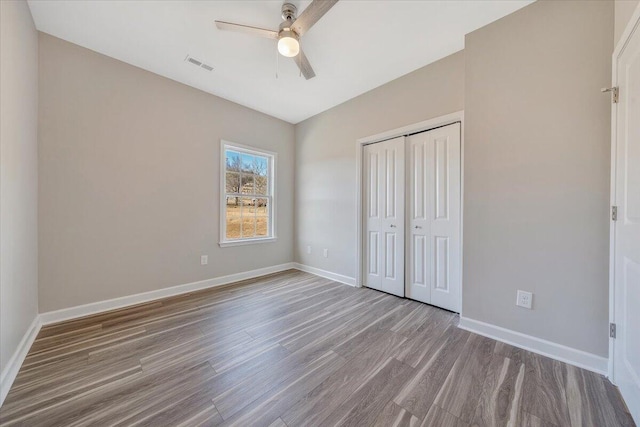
[601,87,619,103]
[610,323,616,338]
[612,206,618,221]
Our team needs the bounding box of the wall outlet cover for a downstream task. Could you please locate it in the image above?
[201,255,208,265]
[516,290,533,309]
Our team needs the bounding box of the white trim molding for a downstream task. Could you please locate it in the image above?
[0,316,42,407]
[293,263,356,287]
[40,263,296,325]
[458,317,608,376]
[356,111,465,146]
[219,237,277,248]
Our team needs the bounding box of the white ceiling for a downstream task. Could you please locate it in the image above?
[28,0,532,124]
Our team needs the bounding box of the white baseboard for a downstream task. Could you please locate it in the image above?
[0,316,42,407]
[458,317,608,376]
[39,263,296,325]
[1,267,610,412]
[293,263,356,287]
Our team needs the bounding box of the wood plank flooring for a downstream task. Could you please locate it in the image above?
[0,270,634,426]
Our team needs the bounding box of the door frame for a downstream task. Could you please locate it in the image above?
[355,110,465,312]
[608,2,640,382]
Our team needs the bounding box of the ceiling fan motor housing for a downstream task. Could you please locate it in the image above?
[281,3,298,21]
[279,3,299,41]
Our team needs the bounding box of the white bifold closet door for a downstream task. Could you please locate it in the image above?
[364,136,405,297]
[407,123,461,312]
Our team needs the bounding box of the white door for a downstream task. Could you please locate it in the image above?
[364,137,405,297]
[407,123,461,312]
[612,10,640,423]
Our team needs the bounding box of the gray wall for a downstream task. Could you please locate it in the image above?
[38,34,295,312]
[463,0,613,356]
[294,52,465,277]
[0,1,39,374]
[615,0,639,46]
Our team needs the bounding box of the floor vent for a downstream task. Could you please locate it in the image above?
[184,55,213,72]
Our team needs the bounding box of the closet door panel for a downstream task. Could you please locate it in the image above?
[379,137,405,296]
[384,232,397,280]
[407,137,431,303]
[434,136,449,220]
[428,124,461,312]
[407,123,460,312]
[364,145,382,290]
[434,236,449,291]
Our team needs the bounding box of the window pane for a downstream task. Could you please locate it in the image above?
[226,172,240,194]
[254,198,269,216]
[225,150,241,172]
[253,156,268,176]
[225,196,241,239]
[255,198,269,237]
[256,216,269,237]
[241,197,256,238]
[241,197,256,215]
[241,154,254,174]
[241,174,254,194]
[254,175,268,196]
[242,218,256,238]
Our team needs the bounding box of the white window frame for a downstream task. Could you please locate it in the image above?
[219,140,277,247]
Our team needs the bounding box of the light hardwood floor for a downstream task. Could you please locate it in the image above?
[0,270,634,426]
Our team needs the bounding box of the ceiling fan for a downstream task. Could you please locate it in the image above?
[215,0,339,80]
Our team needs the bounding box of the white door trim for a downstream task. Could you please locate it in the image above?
[355,111,465,314]
[608,2,640,382]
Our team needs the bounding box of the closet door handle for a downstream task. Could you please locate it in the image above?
[414,225,422,229]
[390,224,397,228]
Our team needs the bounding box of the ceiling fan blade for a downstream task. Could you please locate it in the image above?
[291,0,339,36]
[294,49,316,80]
[215,21,278,39]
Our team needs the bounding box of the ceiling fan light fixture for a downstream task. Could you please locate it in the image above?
[215,0,338,79]
[277,29,299,57]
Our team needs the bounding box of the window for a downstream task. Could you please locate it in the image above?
[220,141,276,247]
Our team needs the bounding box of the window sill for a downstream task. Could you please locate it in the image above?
[219,237,277,248]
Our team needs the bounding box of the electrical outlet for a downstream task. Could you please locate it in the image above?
[307,245,312,255]
[201,255,208,265]
[516,290,533,309]
[323,249,328,258]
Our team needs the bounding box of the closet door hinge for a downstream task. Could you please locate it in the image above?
[610,323,616,338]
[612,206,618,221]
[601,86,619,103]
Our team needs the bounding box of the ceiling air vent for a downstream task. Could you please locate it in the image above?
[184,55,213,72]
